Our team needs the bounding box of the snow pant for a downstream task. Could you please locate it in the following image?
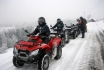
[81,28,85,38]
[42,38,50,44]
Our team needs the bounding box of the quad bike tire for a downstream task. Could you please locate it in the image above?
[61,37,65,47]
[78,29,81,35]
[66,35,70,43]
[13,56,24,67]
[54,45,62,59]
[38,54,49,70]
[65,31,70,43]
[73,31,76,39]
[75,31,78,37]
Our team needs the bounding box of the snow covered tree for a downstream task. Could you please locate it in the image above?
[0,34,2,47]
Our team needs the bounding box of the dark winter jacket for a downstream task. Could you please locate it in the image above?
[52,21,64,30]
[80,17,87,29]
[31,23,50,37]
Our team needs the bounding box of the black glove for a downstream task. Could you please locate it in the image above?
[39,34,45,38]
[50,28,53,29]
[27,34,31,37]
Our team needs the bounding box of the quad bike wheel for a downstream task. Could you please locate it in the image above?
[65,31,70,43]
[13,56,24,67]
[61,37,65,47]
[78,29,81,35]
[73,31,76,39]
[38,54,49,70]
[66,35,70,43]
[76,31,78,37]
[54,45,62,59]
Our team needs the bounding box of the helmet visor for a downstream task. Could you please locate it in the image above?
[57,19,61,23]
[38,19,44,23]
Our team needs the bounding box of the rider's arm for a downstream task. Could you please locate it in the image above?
[52,23,57,29]
[45,25,50,36]
[31,26,39,35]
[40,25,50,36]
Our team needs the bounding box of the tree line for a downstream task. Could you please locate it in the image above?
[0,26,34,53]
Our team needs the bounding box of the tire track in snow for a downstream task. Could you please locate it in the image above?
[72,22,95,70]
[73,22,94,70]
[87,23,104,70]
[54,39,84,70]
[95,22,104,62]
[0,55,12,66]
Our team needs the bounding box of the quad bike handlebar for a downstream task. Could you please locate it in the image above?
[25,30,47,38]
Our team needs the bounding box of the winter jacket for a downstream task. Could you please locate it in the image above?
[80,18,87,29]
[31,23,50,37]
[52,21,64,30]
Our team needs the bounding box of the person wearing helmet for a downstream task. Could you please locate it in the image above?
[51,18,64,32]
[28,17,50,43]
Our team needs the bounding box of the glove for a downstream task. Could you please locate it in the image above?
[39,34,45,38]
[50,28,53,29]
[27,34,31,37]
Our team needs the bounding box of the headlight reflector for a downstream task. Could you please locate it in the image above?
[29,49,39,56]
[13,47,18,55]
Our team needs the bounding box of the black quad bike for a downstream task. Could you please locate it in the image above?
[65,24,80,39]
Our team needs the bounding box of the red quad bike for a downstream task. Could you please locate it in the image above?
[13,30,62,70]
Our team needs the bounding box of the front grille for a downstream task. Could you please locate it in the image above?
[20,54,27,57]
[18,50,29,57]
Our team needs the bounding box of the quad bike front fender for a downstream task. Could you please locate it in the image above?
[40,44,51,53]
[52,38,61,47]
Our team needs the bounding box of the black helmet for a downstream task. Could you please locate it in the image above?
[80,17,83,20]
[57,18,61,23]
[38,17,46,23]
[38,17,46,26]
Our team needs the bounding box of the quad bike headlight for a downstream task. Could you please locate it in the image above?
[29,49,39,56]
[58,35,61,37]
[13,47,18,55]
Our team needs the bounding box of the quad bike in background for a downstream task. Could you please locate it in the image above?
[13,30,62,70]
[65,24,79,39]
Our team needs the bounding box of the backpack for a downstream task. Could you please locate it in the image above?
[84,19,87,24]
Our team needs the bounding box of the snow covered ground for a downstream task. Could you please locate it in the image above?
[0,20,104,70]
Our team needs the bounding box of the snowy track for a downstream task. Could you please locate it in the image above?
[0,21,104,70]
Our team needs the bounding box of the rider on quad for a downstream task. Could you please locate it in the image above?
[27,17,50,43]
[51,18,64,35]
[51,18,66,46]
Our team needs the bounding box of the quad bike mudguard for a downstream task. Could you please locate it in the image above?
[48,37,61,48]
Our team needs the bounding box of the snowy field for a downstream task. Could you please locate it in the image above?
[0,20,104,70]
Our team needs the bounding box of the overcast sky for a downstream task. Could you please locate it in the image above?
[0,0,104,24]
